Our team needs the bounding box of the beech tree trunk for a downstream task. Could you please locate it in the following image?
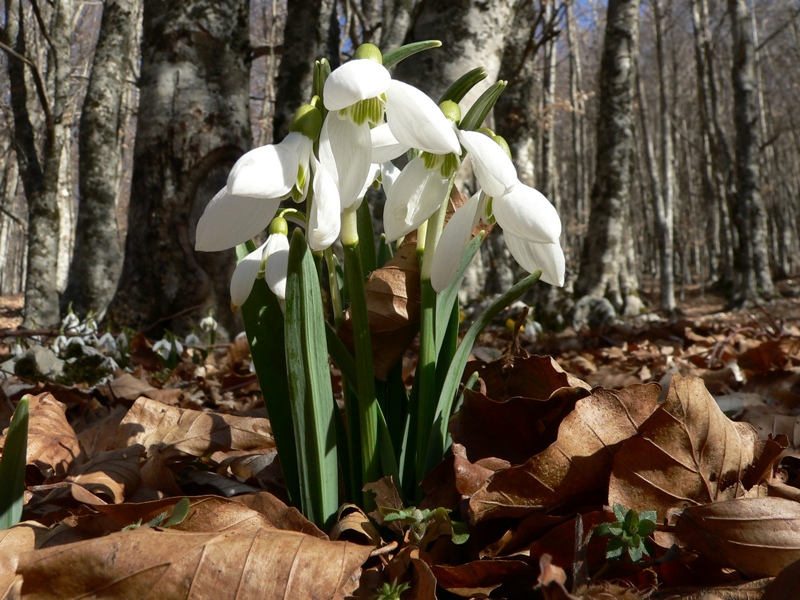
[728,0,774,302]
[3,0,73,328]
[107,0,251,335]
[566,1,588,229]
[540,0,559,211]
[272,0,339,140]
[62,0,140,319]
[576,0,641,311]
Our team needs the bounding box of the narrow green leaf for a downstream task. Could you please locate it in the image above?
[285,229,339,528]
[425,271,542,475]
[356,198,377,275]
[0,395,29,529]
[241,272,300,508]
[460,81,507,131]
[438,66,488,104]
[435,232,485,355]
[163,497,191,528]
[377,234,393,269]
[383,40,442,69]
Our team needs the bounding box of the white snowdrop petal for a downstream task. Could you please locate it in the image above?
[385,80,461,155]
[264,235,290,300]
[383,157,450,242]
[459,130,518,198]
[227,143,297,199]
[504,232,565,286]
[230,241,267,311]
[195,187,281,251]
[319,114,373,209]
[309,162,341,251]
[371,123,409,163]
[431,192,481,292]
[323,59,391,111]
[380,161,402,195]
[492,183,561,244]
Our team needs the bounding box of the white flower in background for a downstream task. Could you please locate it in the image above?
[431,130,564,291]
[195,105,321,252]
[199,315,218,333]
[153,338,183,361]
[185,333,202,348]
[230,220,290,311]
[97,332,117,355]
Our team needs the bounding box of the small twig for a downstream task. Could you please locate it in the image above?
[369,540,398,558]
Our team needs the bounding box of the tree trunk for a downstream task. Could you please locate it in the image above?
[540,0,559,211]
[728,0,773,302]
[272,0,339,140]
[3,0,72,328]
[576,0,641,311]
[62,0,140,319]
[107,0,252,336]
[652,0,675,313]
[566,1,588,229]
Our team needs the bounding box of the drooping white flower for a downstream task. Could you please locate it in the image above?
[385,81,461,156]
[431,130,565,290]
[383,156,453,242]
[184,333,202,348]
[308,160,341,251]
[430,192,482,292]
[318,112,372,210]
[229,230,290,311]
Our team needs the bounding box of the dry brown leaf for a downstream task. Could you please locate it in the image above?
[233,492,325,537]
[0,525,37,598]
[675,497,800,578]
[16,523,371,599]
[609,374,785,521]
[763,554,800,599]
[748,413,800,448]
[64,445,144,504]
[329,504,381,545]
[107,373,159,402]
[432,558,534,597]
[114,397,273,459]
[75,404,129,456]
[23,392,82,481]
[469,384,661,523]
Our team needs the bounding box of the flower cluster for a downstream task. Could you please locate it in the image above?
[195,43,564,310]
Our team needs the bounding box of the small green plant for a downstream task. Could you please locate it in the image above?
[122,497,191,531]
[593,503,657,563]
[381,505,469,548]
[0,396,29,529]
[374,578,411,600]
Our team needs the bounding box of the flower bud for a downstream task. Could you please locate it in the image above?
[289,104,322,140]
[269,216,289,236]
[439,100,461,124]
[354,43,383,64]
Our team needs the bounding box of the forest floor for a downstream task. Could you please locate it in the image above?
[1,279,800,599]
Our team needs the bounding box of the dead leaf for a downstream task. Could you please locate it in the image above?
[763,554,800,599]
[75,404,129,456]
[108,373,159,402]
[609,374,785,521]
[16,523,371,599]
[233,492,325,537]
[330,504,381,545]
[675,497,800,578]
[114,397,273,459]
[65,445,144,503]
[22,392,82,482]
[432,558,534,597]
[469,384,661,522]
[0,525,37,598]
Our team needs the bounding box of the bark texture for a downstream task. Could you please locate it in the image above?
[62,0,140,319]
[728,0,774,302]
[4,0,73,327]
[272,0,338,140]
[107,0,251,335]
[576,0,640,310]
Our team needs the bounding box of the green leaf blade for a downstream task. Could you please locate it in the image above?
[0,395,29,529]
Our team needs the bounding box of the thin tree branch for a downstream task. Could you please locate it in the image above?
[0,39,55,138]
[756,5,800,52]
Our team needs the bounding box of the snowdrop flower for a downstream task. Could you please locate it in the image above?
[185,333,201,348]
[97,332,117,355]
[195,105,322,252]
[431,130,564,291]
[200,314,218,333]
[61,311,80,333]
[153,337,183,361]
[102,356,120,372]
[383,99,462,242]
[229,217,290,311]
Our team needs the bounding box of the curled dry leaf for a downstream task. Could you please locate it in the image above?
[22,392,82,481]
[330,504,381,545]
[675,497,800,578]
[609,374,785,522]
[469,384,661,523]
[114,397,274,460]
[17,523,372,600]
[64,445,144,504]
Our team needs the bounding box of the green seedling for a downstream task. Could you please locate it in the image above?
[374,578,411,600]
[381,505,469,548]
[593,503,657,563]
